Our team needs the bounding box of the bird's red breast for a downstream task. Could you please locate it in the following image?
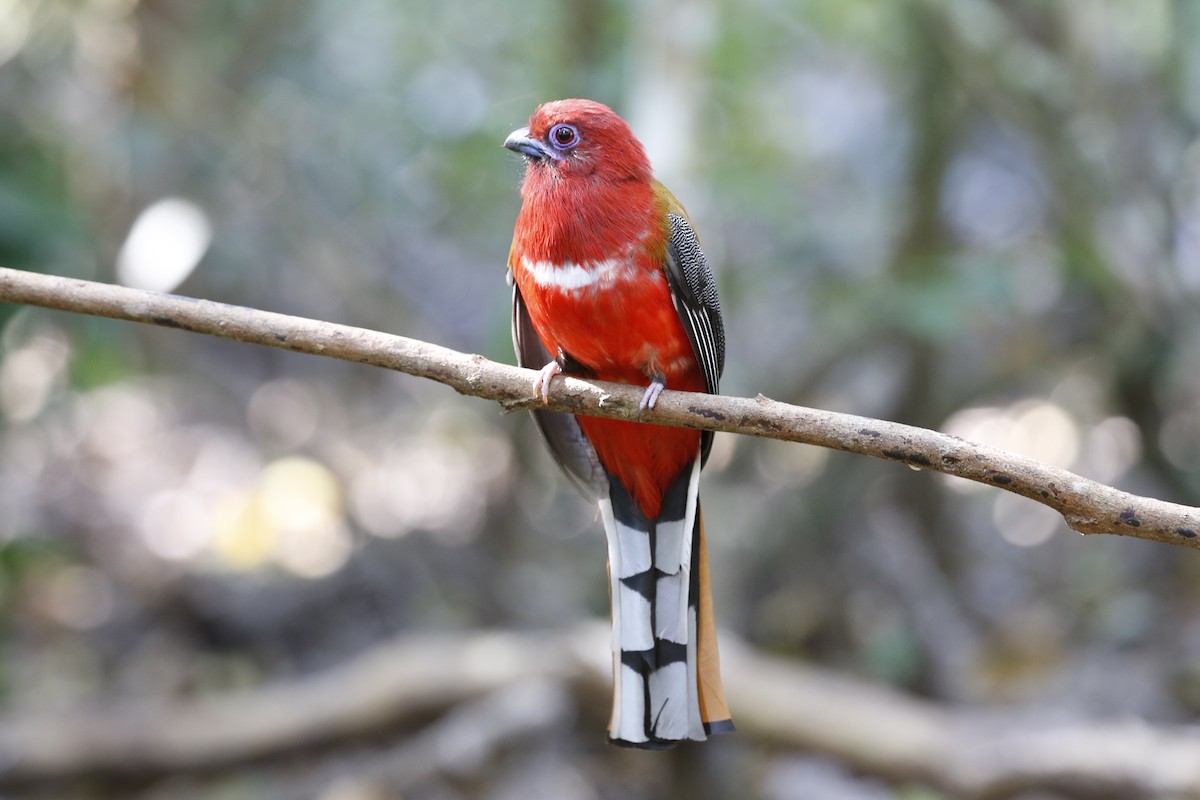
[508,100,705,518]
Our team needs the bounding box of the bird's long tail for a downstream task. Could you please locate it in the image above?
[599,455,733,748]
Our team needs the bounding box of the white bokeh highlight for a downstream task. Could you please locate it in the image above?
[116,197,213,293]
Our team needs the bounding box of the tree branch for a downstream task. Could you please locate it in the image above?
[1,625,1198,799]
[1,266,1197,549]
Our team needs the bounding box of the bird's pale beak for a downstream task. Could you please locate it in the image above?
[504,126,554,161]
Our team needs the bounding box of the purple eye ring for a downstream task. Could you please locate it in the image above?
[548,123,579,150]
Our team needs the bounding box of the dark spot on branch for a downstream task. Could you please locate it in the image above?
[991,474,1012,485]
[152,315,182,329]
[1177,528,1197,539]
[858,429,881,438]
[275,332,287,342]
[689,405,726,421]
[881,448,932,467]
[1047,482,1060,496]
[1118,507,1141,527]
[941,454,960,467]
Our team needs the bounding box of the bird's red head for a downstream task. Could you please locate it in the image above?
[504,99,651,185]
[506,99,660,264]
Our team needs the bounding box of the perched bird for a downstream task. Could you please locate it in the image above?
[504,99,732,748]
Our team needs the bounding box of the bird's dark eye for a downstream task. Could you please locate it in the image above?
[549,123,579,150]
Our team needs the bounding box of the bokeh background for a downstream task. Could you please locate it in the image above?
[3,1,1200,798]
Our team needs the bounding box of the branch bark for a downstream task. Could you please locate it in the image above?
[1,625,1198,799]
[1,266,1197,549]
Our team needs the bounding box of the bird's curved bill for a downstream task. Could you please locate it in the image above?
[504,127,554,161]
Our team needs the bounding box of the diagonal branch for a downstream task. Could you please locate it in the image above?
[1,266,1197,549]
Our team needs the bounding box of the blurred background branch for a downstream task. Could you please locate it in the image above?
[3,625,1199,799]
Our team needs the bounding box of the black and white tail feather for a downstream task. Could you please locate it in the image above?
[600,456,706,744]
[511,208,732,747]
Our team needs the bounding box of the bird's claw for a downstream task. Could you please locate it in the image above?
[639,376,666,411]
[533,361,562,404]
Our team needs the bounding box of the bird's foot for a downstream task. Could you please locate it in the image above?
[533,360,563,404]
[639,375,666,411]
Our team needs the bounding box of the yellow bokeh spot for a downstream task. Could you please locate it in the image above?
[209,456,349,576]
[213,495,278,569]
[259,456,342,528]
